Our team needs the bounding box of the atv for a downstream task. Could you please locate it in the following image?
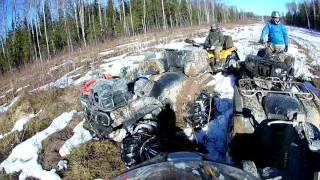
[80,47,215,167]
[240,41,295,82]
[229,76,320,179]
[184,38,240,73]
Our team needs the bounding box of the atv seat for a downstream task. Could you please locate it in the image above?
[223,35,234,49]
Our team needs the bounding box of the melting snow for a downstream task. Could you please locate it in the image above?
[0,110,77,180]
[49,61,73,72]
[59,119,93,157]
[32,66,84,91]
[184,73,235,161]
[116,42,140,49]
[98,50,115,56]
[57,160,68,170]
[0,110,42,140]
[0,96,19,113]
[15,85,30,94]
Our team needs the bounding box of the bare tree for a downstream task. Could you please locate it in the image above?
[129,0,134,35]
[211,0,215,21]
[79,0,87,47]
[187,0,193,25]
[304,1,311,29]
[33,0,43,62]
[91,5,97,43]
[63,0,73,51]
[161,0,166,29]
[312,0,316,29]
[205,0,210,23]
[42,0,50,59]
[28,0,38,62]
[197,0,201,24]
[121,0,127,35]
[56,0,60,21]
[73,0,81,41]
[98,0,102,31]
[143,0,146,33]
[0,0,6,57]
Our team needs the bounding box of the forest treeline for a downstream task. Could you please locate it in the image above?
[0,0,255,73]
[285,0,320,30]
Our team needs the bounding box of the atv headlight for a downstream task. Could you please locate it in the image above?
[250,61,255,68]
[275,68,282,74]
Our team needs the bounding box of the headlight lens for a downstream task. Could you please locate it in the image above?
[250,61,255,67]
[275,68,282,74]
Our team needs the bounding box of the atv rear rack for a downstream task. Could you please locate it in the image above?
[238,78,314,100]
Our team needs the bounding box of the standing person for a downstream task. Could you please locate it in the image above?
[259,11,289,56]
[205,21,225,67]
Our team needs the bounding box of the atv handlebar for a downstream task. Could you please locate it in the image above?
[184,39,211,49]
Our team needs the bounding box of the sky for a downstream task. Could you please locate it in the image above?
[225,0,302,16]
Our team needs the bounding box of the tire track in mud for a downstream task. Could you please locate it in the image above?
[289,35,319,62]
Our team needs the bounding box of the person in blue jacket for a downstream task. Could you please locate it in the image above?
[259,11,288,55]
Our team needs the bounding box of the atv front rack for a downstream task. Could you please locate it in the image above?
[238,78,314,100]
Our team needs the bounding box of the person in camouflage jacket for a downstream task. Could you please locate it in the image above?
[205,21,225,62]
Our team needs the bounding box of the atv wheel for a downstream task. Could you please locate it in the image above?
[225,57,239,72]
[225,51,240,72]
[121,120,160,167]
[121,134,161,167]
[140,136,161,162]
[189,91,214,129]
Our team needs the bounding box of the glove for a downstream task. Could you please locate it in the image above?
[210,46,215,50]
[284,46,288,52]
[258,39,264,44]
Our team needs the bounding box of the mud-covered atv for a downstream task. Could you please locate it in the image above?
[240,41,295,82]
[184,38,240,73]
[80,47,215,167]
[241,52,295,81]
[229,77,320,179]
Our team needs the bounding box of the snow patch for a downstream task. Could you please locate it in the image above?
[57,160,68,170]
[0,96,19,113]
[59,119,93,157]
[98,50,114,56]
[0,110,42,140]
[32,66,84,91]
[116,42,140,49]
[0,110,77,180]
[184,73,235,161]
[15,85,30,94]
[49,61,72,72]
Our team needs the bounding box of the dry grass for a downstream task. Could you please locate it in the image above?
[312,78,320,88]
[62,141,126,180]
[138,59,164,73]
[290,39,313,62]
[38,114,83,171]
[0,84,82,165]
[0,173,18,180]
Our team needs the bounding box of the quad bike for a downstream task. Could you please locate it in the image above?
[184,38,240,73]
[240,41,295,81]
[229,76,320,179]
[80,47,215,167]
[241,50,295,82]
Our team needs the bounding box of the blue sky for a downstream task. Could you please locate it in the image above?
[225,0,301,16]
